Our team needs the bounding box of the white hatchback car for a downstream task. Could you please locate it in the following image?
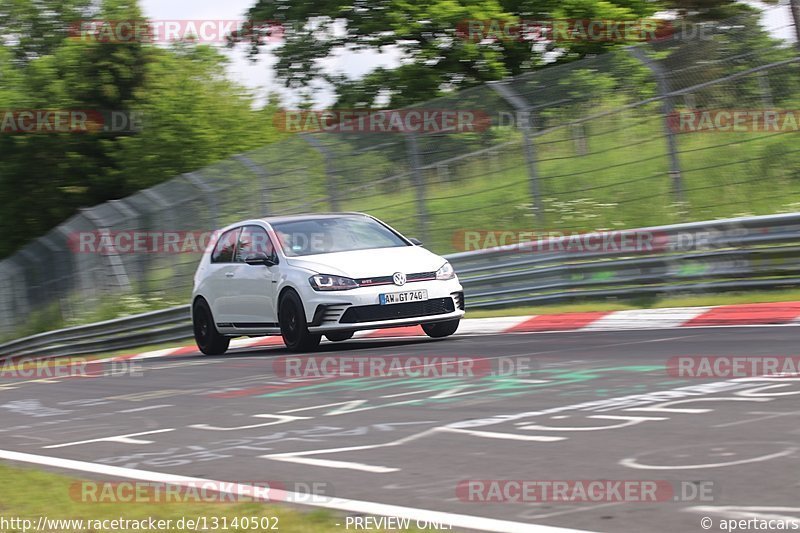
[191,213,465,354]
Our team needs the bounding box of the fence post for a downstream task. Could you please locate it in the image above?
[627,46,685,208]
[235,155,271,216]
[791,0,800,51]
[757,71,774,107]
[79,207,132,294]
[489,80,545,225]
[405,132,429,243]
[55,224,80,321]
[301,134,339,211]
[0,261,17,336]
[184,171,219,228]
[5,256,30,331]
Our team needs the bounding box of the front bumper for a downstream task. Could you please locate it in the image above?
[303,278,465,333]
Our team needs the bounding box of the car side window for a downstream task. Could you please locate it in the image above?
[235,225,276,263]
[211,228,240,263]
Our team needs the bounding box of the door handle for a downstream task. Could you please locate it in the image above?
[225,272,235,278]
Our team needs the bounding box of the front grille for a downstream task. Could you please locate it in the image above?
[339,297,455,324]
[356,271,437,286]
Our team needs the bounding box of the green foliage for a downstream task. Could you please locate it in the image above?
[0,0,92,62]
[0,0,285,258]
[242,0,665,107]
[241,0,757,107]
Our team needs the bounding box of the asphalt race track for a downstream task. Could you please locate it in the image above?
[2,326,800,532]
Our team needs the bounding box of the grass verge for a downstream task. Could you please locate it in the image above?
[0,464,426,532]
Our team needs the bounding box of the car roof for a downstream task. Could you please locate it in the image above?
[257,212,370,224]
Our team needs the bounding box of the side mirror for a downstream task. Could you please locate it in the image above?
[244,252,276,266]
[408,237,423,246]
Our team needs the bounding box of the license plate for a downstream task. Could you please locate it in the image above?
[379,290,428,305]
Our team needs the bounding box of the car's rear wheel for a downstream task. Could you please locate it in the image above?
[325,331,354,342]
[193,299,230,355]
[422,319,460,338]
[279,290,321,352]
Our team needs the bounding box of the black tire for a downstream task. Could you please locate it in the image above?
[325,331,354,342]
[193,299,230,355]
[422,319,460,338]
[279,290,321,352]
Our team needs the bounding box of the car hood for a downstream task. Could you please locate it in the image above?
[284,246,447,278]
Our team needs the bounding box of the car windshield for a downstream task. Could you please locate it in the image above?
[271,216,409,256]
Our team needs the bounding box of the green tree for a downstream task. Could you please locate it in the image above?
[240,0,761,108]
[241,0,665,108]
[0,0,284,258]
[0,0,93,62]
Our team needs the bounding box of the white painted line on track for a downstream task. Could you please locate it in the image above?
[0,448,594,533]
[188,414,309,431]
[118,404,173,413]
[620,447,797,470]
[268,456,400,473]
[42,428,175,449]
[262,429,435,473]
[437,427,566,442]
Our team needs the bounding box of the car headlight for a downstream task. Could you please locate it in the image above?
[436,262,456,280]
[309,274,359,291]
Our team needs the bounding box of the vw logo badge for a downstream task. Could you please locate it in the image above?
[392,272,407,286]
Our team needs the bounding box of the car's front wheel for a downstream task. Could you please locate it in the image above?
[193,299,230,355]
[279,290,321,352]
[422,319,460,338]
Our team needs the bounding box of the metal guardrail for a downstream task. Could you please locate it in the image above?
[450,212,800,308]
[3,212,800,360]
[0,306,191,360]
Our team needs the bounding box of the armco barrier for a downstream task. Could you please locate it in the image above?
[2,212,799,360]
